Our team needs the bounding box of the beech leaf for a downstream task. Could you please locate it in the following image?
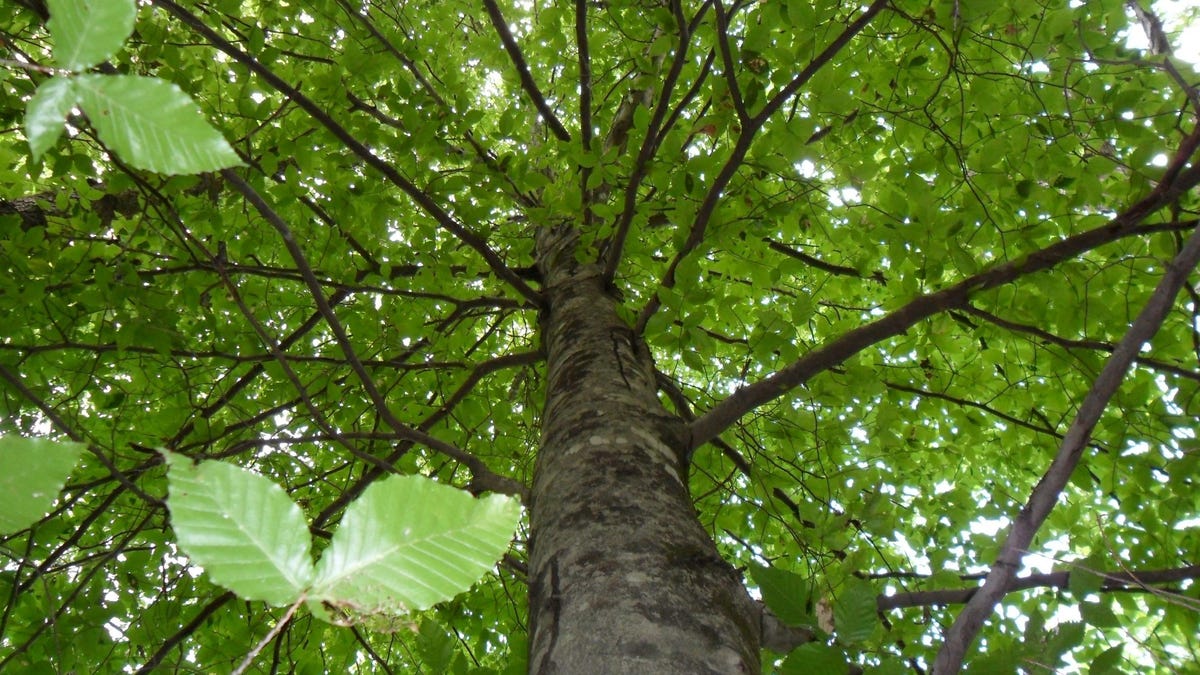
[164,452,314,606]
[25,77,77,161]
[310,474,520,623]
[47,0,137,71]
[74,74,242,174]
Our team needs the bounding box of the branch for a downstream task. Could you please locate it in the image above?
[482,0,571,142]
[313,349,540,528]
[333,2,535,205]
[963,302,1200,383]
[655,369,752,475]
[1125,0,1172,56]
[575,0,592,153]
[712,0,749,123]
[0,364,161,506]
[764,237,886,283]
[602,0,709,281]
[759,564,1200,654]
[223,171,527,499]
[635,0,890,333]
[689,154,1200,450]
[932,174,1200,673]
[0,512,151,670]
[134,592,235,674]
[881,564,1200,611]
[150,0,542,306]
[576,0,594,227]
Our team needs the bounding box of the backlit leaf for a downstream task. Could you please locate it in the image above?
[310,475,520,621]
[74,74,242,174]
[47,0,137,71]
[164,452,314,606]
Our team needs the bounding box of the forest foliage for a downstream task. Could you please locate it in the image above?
[2,0,1200,672]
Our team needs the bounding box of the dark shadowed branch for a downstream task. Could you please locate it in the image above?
[482,0,572,142]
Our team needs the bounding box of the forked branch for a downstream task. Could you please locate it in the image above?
[689,151,1200,450]
[931,166,1200,673]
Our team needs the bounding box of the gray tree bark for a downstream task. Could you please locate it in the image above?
[527,226,760,673]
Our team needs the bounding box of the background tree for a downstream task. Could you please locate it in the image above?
[2,0,1199,672]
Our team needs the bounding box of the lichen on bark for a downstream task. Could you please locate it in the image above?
[527,226,760,673]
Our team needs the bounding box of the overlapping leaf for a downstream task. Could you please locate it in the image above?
[73,74,241,174]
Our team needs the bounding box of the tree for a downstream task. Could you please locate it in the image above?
[2,0,1199,672]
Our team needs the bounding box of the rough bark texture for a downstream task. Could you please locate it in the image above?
[527,226,760,673]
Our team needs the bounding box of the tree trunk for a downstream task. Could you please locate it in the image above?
[527,227,760,673]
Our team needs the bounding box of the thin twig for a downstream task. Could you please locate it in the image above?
[232,595,305,675]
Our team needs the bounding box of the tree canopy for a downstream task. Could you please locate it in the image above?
[2,0,1200,672]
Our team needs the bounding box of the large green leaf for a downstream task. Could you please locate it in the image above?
[310,474,520,621]
[47,0,137,71]
[749,563,813,628]
[73,74,242,174]
[24,77,77,161]
[164,452,315,606]
[833,578,877,644]
[0,436,84,534]
[780,642,847,675]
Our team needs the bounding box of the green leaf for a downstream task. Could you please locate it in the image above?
[47,0,137,71]
[25,77,78,161]
[1045,621,1086,661]
[164,452,315,606]
[416,619,458,672]
[310,474,520,620]
[1079,599,1120,629]
[0,436,84,534]
[73,74,242,174]
[749,563,812,627]
[779,642,847,675]
[1089,644,1123,674]
[833,578,877,644]
[1067,555,1106,597]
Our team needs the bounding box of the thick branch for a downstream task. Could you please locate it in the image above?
[482,0,571,142]
[1125,0,1172,55]
[933,166,1200,673]
[689,156,1200,451]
